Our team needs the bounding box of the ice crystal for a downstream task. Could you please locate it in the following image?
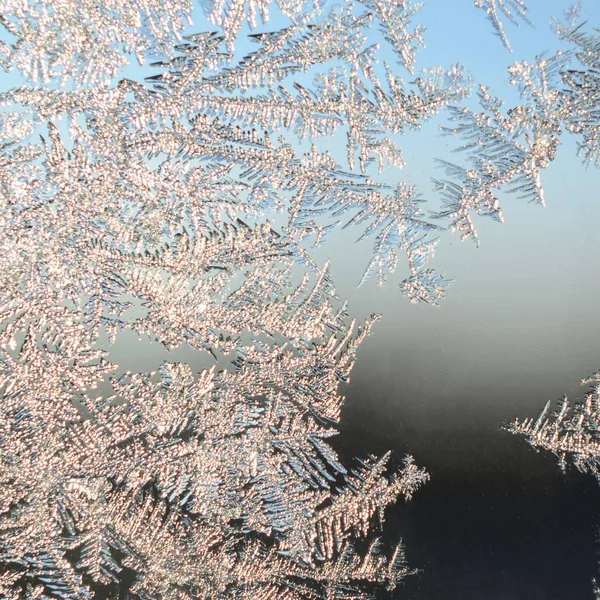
[0,0,466,303]
[0,0,451,597]
[0,0,194,86]
[553,19,600,167]
[357,0,425,74]
[433,52,568,242]
[7,0,599,596]
[0,308,429,599]
[509,369,600,596]
[509,372,600,479]
[474,0,531,52]
[435,13,600,244]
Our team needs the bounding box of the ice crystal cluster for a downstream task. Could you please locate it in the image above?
[510,372,600,479]
[435,10,600,244]
[510,370,600,597]
[1,0,599,596]
[0,0,459,597]
[474,0,531,52]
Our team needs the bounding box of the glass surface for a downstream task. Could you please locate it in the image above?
[0,1,599,599]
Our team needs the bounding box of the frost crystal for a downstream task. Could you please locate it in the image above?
[433,53,568,242]
[4,0,596,595]
[509,372,600,479]
[509,370,600,596]
[0,0,194,86]
[553,20,600,167]
[0,306,429,598]
[434,15,600,244]
[0,0,446,597]
[474,0,531,52]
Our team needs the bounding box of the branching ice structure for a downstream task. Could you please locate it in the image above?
[0,1,195,86]
[434,15,600,244]
[0,299,429,598]
[0,0,455,597]
[473,0,531,52]
[509,370,600,594]
[510,372,600,479]
[509,369,600,595]
[1,0,597,596]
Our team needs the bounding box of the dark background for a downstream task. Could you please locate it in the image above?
[336,415,600,600]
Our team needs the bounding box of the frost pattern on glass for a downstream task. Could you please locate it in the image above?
[433,53,567,243]
[509,372,600,479]
[0,0,447,597]
[509,369,600,595]
[434,16,600,244]
[553,17,600,167]
[474,0,531,52]
[0,0,194,86]
[0,0,467,302]
[0,307,429,598]
[1,0,598,597]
